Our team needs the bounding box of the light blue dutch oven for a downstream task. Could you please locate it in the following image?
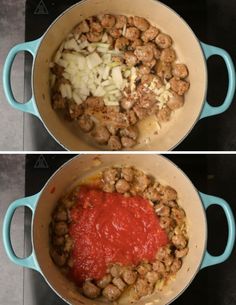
[2,0,236,151]
[2,155,236,305]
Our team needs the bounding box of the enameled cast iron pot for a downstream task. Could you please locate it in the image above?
[3,0,236,151]
[3,155,236,305]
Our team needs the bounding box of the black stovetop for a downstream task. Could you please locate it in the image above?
[24,0,236,151]
[24,154,236,305]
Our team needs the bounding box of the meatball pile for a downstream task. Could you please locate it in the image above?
[50,166,188,302]
[50,14,190,150]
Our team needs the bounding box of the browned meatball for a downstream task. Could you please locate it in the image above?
[106,124,119,135]
[167,92,184,110]
[144,186,162,202]
[83,281,101,299]
[112,277,126,291]
[124,51,138,66]
[125,27,141,41]
[85,96,104,110]
[115,179,130,193]
[68,103,83,119]
[136,263,152,275]
[110,264,123,278]
[155,61,172,79]
[138,65,151,75]
[157,106,172,122]
[161,185,178,201]
[127,110,138,125]
[86,31,103,42]
[90,22,103,33]
[152,261,166,274]
[54,222,68,236]
[132,172,151,193]
[172,207,186,222]
[121,167,134,182]
[109,28,122,38]
[115,37,129,50]
[172,234,187,249]
[121,137,136,148]
[146,42,161,60]
[120,126,139,140]
[97,274,112,288]
[54,209,67,222]
[155,33,172,49]
[103,168,120,185]
[134,278,150,298]
[53,236,64,246]
[102,284,121,301]
[103,183,115,193]
[141,26,159,42]
[159,216,176,231]
[140,73,155,85]
[131,38,143,49]
[160,48,176,63]
[172,63,188,79]
[92,126,110,144]
[134,45,154,62]
[133,16,150,31]
[115,15,127,29]
[170,77,190,95]
[175,247,189,258]
[145,59,157,69]
[170,258,182,273]
[108,136,122,150]
[155,203,170,217]
[101,14,116,28]
[146,271,160,284]
[50,249,67,267]
[139,94,156,109]
[122,268,137,284]
[78,115,94,132]
[127,16,134,26]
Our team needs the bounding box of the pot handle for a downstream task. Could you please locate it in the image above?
[200,42,236,119]
[2,192,41,272]
[2,38,42,117]
[199,192,235,269]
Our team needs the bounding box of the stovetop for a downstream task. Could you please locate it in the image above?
[24,154,236,305]
[23,0,236,151]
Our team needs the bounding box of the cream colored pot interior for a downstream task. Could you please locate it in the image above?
[33,155,207,305]
[33,0,207,151]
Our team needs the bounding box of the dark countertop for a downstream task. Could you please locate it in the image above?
[24,154,236,305]
[23,0,236,151]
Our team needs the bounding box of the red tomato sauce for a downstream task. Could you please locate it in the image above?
[69,186,168,284]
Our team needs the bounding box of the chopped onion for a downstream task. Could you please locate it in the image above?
[86,52,102,69]
[112,66,123,90]
[73,92,83,105]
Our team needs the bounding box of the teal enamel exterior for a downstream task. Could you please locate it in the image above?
[2,38,42,117]
[2,192,41,272]
[200,42,236,119]
[199,192,235,269]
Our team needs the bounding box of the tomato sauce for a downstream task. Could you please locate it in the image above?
[69,186,168,284]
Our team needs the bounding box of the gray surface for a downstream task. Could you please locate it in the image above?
[0,155,25,305]
[0,0,25,151]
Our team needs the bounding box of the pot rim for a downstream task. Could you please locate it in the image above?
[31,0,208,151]
[31,154,207,305]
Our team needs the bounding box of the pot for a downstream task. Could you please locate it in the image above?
[2,155,235,305]
[2,0,236,151]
